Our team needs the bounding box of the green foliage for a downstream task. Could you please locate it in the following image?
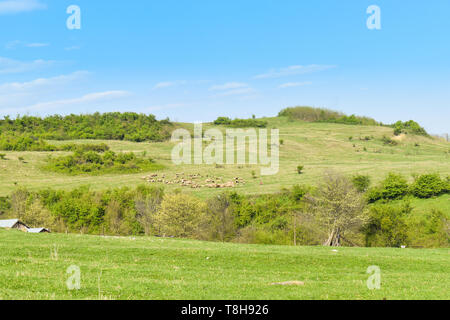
[154,193,206,238]
[392,120,428,136]
[352,175,371,192]
[0,133,57,151]
[297,165,304,174]
[278,106,379,126]
[407,209,449,248]
[0,112,173,142]
[367,173,409,202]
[213,116,267,128]
[44,150,163,175]
[0,132,111,152]
[364,202,412,247]
[410,174,448,198]
[381,135,398,146]
[0,153,6,160]
[59,143,110,153]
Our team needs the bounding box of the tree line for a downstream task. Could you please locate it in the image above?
[0,171,448,248]
[0,112,173,143]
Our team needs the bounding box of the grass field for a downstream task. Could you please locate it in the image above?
[0,229,448,300]
[0,117,449,199]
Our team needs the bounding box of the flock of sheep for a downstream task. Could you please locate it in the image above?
[141,173,246,189]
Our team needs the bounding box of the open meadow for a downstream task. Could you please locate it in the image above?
[0,229,448,300]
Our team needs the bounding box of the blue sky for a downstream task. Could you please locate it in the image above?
[0,0,449,133]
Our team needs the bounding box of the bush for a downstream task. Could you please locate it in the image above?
[213,117,267,128]
[381,135,398,146]
[367,173,409,202]
[44,150,163,175]
[154,193,206,238]
[297,165,304,174]
[410,174,447,198]
[364,203,412,247]
[278,106,379,126]
[392,120,428,136]
[407,209,449,248]
[352,175,371,192]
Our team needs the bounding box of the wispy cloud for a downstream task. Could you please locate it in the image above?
[26,42,49,48]
[6,40,49,49]
[0,71,89,92]
[1,91,131,115]
[278,81,312,89]
[0,0,46,15]
[65,46,81,51]
[213,87,255,97]
[0,56,54,74]
[153,80,187,90]
[209,82,248,91]
[254,64,336,79]
[6,40,50,49]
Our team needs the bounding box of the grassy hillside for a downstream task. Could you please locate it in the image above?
[0,229,448,300]
[0,117,448,198]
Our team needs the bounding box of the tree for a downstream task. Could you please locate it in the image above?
[10,188,29,220]
[154,194,206,238]
[134,188,163,235]
[203,193,236,242]
[308,172,365,246]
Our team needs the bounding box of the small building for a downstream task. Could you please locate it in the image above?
[0,219,29,232]
[27,228,51,234]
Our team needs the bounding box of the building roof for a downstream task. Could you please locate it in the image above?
[27,228,50,233]
[0,219,20,228]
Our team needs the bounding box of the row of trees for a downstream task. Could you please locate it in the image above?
[1,171,447,248]
[0,112,173,142]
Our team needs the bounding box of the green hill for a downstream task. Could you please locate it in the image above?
[0,115,448,197]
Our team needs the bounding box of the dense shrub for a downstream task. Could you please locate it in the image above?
[392,120,428,136]
[213,117,267,128]
[0,133,57,151]
[367,173,409,202]
[407,209,449,248]
[0,113,173,142]
[363,203,412,247]
[278,106,379,126]
[154,193,206,238]
[44,150,163,175]
[410,174,447,198]
[352,174,371,192]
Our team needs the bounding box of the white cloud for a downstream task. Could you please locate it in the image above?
[0,0,46,15]
[213,87,255,97]
[278,81,312,89]
[209,82,248,91]
[65,46,81,51]
[254,64,336,79]
[0,71,89,92]
[0,91,131,115]
[26,42,49,48]
[0,56,54,74]
[153,80,187,90]
[6,40,50,49]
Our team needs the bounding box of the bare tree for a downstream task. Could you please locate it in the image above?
[307,171,366,246]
